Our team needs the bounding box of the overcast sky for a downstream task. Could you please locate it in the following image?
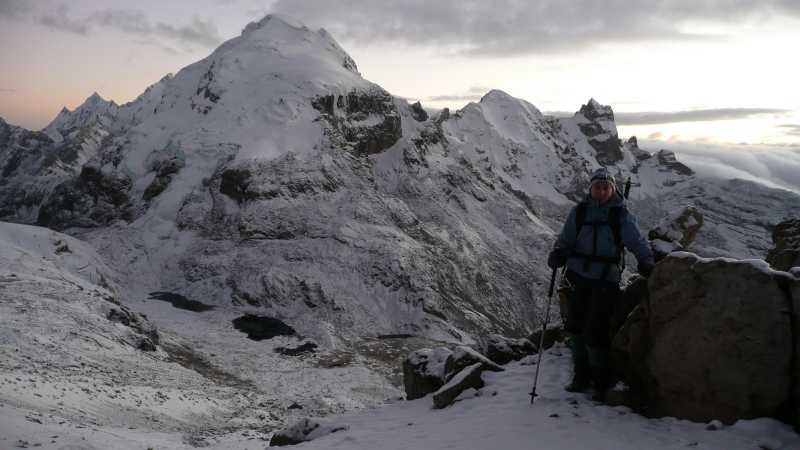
[1,0,799,149]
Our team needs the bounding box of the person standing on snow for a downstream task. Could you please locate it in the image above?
[547,167,654,401]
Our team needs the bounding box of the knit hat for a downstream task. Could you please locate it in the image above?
[590,167,616,191]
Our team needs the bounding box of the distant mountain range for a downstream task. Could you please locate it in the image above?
[1,14,798,348]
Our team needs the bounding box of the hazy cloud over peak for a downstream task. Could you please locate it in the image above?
[0,0,32,19]
[6,4,223,52]
[270,0,800,56]
[37,5,89,35]
[155,17,223,49]
[424,85,492,102]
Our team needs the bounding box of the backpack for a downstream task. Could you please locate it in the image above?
[573,200,626,275]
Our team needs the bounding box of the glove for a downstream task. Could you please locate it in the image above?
[547,248,569,269]
[637,260,655,278]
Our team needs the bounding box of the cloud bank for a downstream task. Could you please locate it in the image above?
[270,0,800,56]
[641,139,800,194]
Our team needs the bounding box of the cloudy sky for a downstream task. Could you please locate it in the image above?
[1,0,799,154]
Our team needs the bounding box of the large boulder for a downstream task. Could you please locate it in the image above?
[432,362,485,409]
[484,334,536,365]
[767,218,800,272]
[402,347,453,400]
[613,252,799,424]
[444,346,504,377]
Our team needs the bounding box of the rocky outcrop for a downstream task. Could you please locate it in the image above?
[402,347,453,400]
[313,88,402,156]
[219,153,342,204]
[142,145,186,201]
[410,101,429,122]
[484,334,536,365]
[105,304,159,351]
[625,136,652,162]
[403,346,503,402]
[432,362,484,409]
[36,164,133,230]
[612,252,799,425]
[575,99,623,165]
[767,218,800,271]
[655,150,694,176]
[269,418,348,446]
[648,206,704,261]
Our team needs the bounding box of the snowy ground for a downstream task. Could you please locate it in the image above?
[287,346,800,450]
[2,343,797,449]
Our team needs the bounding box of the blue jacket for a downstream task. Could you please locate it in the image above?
[555,193,653,283]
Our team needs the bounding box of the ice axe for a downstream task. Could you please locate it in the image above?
[529,266,558,404]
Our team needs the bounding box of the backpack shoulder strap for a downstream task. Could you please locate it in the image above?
[608,206,625,249]
[574,201,588,239]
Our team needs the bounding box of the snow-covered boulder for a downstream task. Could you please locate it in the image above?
[444,346,504,379]
[484,334,536,365]
[269,417,349,446]
[402,345,503,401]
[432,362,484,409]
[526,325,566,352]
[402,347,453,400]
[648,205,704,260]
[613,252,800,425]
[766,218,800,271]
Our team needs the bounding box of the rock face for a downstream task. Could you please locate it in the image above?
[575,98,623,165]
[312,88,402,156]
[613,252,799,424]
[37,164,133,230]
[767,218,800,271]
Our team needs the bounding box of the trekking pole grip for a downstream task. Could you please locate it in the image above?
[548,266,557,298]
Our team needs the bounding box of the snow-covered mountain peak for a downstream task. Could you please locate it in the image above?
[85,91,109,106]
[225,13,360,77]
[578,97,614,121]
[43,92,118,142]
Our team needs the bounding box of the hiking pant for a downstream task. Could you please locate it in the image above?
[564,270,619,387]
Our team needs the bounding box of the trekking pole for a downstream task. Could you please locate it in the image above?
[530,266,558,404]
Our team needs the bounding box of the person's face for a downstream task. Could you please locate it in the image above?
[591,181,614,204]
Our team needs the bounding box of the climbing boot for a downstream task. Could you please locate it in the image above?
[564,360,591,393]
